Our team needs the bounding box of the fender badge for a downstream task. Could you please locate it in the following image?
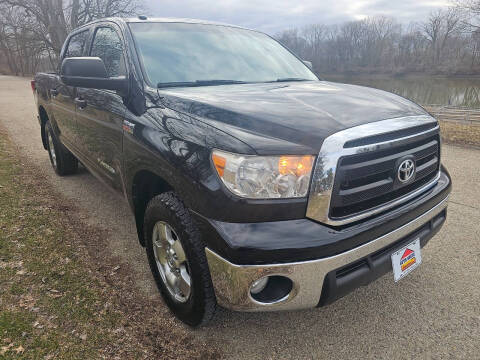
[97,158,116,174]
[122,120,135,135]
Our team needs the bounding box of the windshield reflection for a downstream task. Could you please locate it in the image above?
[129,22,318,87]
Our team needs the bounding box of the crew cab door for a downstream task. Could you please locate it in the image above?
[74,24,127,191]
[50,30,90,146]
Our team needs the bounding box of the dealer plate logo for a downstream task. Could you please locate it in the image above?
[391,238,422,282]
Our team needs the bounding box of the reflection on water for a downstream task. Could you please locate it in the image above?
[324,75,480,109]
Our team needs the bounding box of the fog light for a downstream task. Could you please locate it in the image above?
[249,276,293,304]
[250,277,269,295]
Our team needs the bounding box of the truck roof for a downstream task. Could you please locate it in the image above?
[126,17,245,28]
[77,16,249,31]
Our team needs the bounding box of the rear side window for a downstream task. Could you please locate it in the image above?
[90,27,125,77]
[65,31,88,57]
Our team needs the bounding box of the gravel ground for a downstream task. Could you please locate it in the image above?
[1,75,479,359]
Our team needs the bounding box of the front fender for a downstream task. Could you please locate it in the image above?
[122,106,308,223]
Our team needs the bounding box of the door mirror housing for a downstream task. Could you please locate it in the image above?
[302,60,313,70]
[60,57,127,93]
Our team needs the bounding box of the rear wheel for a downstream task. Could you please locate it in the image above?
[144,192,217,326]
[45,121,78,176]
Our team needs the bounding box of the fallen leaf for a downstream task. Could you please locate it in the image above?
[16,269,26,275]
[14,345,24,354]
[19,294,36,309]
[79,333,87,341]
[47,289,63,298]
[33,321,44,329]
[113,327,124,334]
[0,343,13,356]
[48,293,63,299]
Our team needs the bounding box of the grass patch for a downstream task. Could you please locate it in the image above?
[0,128,220,359]
[0,131,129,359]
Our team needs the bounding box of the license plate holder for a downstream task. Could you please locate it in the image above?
[391,238,422,282]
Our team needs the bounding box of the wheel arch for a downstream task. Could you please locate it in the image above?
[131,169,174,246]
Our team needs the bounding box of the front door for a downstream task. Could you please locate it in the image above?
[50,30,89,147]
[75,24,127,191]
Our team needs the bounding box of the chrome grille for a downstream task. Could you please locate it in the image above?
[330,134,440,218]
[306,115,441,226]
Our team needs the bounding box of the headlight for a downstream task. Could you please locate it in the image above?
[211,150,314,199]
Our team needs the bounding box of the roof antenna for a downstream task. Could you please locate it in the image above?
[138,15,147,20]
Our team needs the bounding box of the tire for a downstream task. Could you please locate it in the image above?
[144,192,217,326]
[45,121,78,176]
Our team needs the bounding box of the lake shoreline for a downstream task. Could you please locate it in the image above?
[322,73,480,81]
[320,74,480,108]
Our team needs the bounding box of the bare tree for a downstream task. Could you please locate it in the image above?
[0,4,47,75]
[422,9,463,67]
[275,11,479,75]
[0,0,144,75]
[455,0,480,27]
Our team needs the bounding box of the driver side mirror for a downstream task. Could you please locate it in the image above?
[60,57,128,93]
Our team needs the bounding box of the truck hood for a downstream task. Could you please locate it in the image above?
[159,81,428,155]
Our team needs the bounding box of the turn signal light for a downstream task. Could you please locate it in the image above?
[278,156,314,176]
[212,153,226,177]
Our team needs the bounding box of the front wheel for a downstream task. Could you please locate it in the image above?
[144,192,217,326]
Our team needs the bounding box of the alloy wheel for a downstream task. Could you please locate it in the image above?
[47,131,57,168]
[152,221,191,303]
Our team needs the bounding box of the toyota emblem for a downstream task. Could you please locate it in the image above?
[397,159,415,183]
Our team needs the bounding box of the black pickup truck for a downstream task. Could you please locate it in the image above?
[32,17,451,326]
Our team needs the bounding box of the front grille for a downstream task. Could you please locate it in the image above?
[306,115,441,226]
[329,132,440,219]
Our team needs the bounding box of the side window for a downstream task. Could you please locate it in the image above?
[90,27,125,77]
[65,31,88,58]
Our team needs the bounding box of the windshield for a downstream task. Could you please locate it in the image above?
[128,22,318,87]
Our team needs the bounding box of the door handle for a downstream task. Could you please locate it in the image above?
[50,88,58,97]
[74,97,87,109]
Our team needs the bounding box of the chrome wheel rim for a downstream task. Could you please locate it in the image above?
[152,221,191,303]
[47,131,57,168]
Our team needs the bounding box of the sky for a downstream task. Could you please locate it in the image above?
[147,0,452,34]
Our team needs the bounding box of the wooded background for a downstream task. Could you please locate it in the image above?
[1,0,480,76]
[0,0,143,75]
[276,1,480,75]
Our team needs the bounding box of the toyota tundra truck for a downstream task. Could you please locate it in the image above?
[32,17,451,326]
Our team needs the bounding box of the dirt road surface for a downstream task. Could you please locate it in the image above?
[1,75,479,359]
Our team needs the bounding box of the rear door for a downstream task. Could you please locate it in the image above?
[75,23,127,191]
[50,29,90,147]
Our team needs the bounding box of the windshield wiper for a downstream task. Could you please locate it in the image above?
[195,80,246,85]
[274,78,311,83]
[157,80,246,88]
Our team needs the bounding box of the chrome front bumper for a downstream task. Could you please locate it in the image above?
[205,196,449,312]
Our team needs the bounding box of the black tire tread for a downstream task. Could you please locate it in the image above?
[45,121,78,176]
[144,192,217,326]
